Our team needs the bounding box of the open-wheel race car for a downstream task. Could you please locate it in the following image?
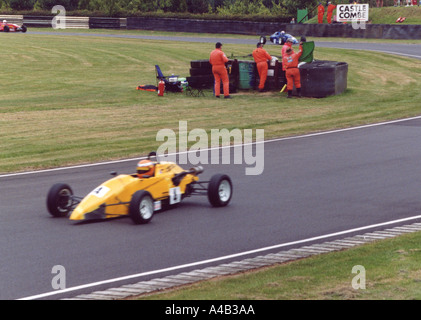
[46,152,233,225]
[268,31,298,45]
[0,20,27,33]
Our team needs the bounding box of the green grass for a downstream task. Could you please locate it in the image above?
[369,6,421,24]
[138,231,421,300]
[0,30,420,174]
[306,6,421,24]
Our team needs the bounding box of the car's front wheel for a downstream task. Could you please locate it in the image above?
[129,190,154,224]
[207,174,233,207]
[46,183,73,217]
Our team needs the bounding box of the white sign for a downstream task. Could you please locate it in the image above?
[336,4,369,22]
[169,187,181,205]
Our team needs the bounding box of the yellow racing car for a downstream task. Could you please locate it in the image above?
[46,152,233,224]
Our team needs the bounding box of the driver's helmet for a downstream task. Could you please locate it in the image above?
[137,159,155,178]
[280,31,285,34]
[3,20,6,24]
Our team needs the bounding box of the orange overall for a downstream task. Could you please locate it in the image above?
[281,42,292,71]
[210,48,229,97]
[282,45,303,91]
[327,4,336,24]
[252,47,272,90]
[318,4,325,24]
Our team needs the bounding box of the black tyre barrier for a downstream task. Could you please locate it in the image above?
[190,60,212,70]
[190,68,212,76]
[189,60,213,87]
[188,59,239,93]
[298,60,348,98]
[187,59,347,97]
[187,75,214,89]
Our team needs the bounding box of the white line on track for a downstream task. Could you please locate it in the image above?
[19,213,421,300]
[336,47,421,60]
[367,50,421,60]
[2,114,421,179]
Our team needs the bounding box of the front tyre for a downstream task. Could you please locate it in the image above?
[207,174,233,207]
[129,190,154,225]
[46,183,73,217]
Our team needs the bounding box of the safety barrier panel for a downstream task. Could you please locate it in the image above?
[0,15,23,25]
[88,17,121,29]
[284,23,421,40]
[1,15,123,29]
[298,61,348,98]
[1,14,420,39]
[21,16,89,28]
[126,17,421,40]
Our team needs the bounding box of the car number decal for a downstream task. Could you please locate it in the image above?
[169,187,181,205]
[89,186,110,198]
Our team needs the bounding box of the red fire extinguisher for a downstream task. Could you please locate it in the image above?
[158,80,165,96]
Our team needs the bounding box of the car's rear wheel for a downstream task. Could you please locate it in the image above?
[46,183,73,217]
[207,174,233,207]
[129,190,154,224]
[3,25,9,32]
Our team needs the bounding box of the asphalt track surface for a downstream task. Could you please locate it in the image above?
[1,31,421,300]
[28,31,421,60]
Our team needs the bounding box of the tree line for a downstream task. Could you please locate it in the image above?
[0,0,318,16]
[0,0,380,17]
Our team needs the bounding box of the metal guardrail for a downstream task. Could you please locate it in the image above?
[0,15,23,25]
[21,16,89,28]
[0,15,126,29]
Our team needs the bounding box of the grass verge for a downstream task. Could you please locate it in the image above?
[0,30,420,174]
[138,231,421,300]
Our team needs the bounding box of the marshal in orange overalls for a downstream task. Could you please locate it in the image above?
[252,44,272,91]
[209,43,229,98]
[282,44,303,98]
[318,3,325,24]
[327,3,336,24]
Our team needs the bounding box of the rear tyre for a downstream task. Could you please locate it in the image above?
[207,174,233,207]
[46,183,73,217]
[129,190,154,225]
[4,25,9,32]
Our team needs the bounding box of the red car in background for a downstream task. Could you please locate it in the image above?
[0,20,27,33]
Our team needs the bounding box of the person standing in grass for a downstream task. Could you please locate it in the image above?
[209,42,231,99]
[282,43,303,99]
[253,42,272,92]
[327,1,337,24]
[317,2,325,24]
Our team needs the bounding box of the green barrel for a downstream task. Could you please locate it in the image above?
[238,61,256,89]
